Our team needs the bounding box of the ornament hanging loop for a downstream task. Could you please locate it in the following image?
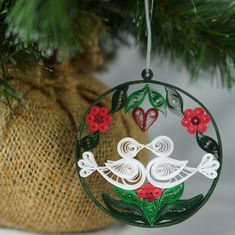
[142,0,154,81]
[141,68,153,81]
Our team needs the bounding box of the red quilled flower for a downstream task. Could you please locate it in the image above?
[137,183,162,203]
[85,106,113,133]
[181,107,211,134]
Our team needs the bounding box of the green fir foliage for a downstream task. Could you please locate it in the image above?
[0,0,235,102]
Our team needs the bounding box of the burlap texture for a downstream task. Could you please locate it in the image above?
[0,68,148,233]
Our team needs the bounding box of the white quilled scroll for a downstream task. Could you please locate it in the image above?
[78,136,220,190]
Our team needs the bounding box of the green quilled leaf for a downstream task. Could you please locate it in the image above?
[159,183,184,208]
[156,194,204,223]
[103,193,204,226]
[165,87,184,117]
[102,193,147,224]
[80,131,100,151]
[114,186,142,207]
[111,85,129,113]
[148,85,167,117]
[124,84,167,116]
[114,186,159,225]
[113,184,184,225]
[196,132,220,155]
[124,84,148,113]
[142,199,159,225]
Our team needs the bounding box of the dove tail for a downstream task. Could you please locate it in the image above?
[77,151,98,177]
[197,153,220,179]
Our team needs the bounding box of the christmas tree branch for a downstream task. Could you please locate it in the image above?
[0,0,234,103]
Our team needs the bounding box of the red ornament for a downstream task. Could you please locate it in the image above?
[132,107,159,132]
[85,106,113,133]
[181,107,211,135]
[136,183,162,203]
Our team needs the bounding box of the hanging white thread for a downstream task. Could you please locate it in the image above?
[150,0,154,20]
[144,0,196,76]
[144,0,154,75]
[190,0,197,13]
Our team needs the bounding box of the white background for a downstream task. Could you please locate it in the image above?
[0,43,234,234]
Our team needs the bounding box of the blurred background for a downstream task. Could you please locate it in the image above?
[0,41,234,235]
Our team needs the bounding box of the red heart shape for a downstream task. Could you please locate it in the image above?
[132,107,159,132]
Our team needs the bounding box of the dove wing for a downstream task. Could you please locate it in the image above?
[146,157,197,189]
[97,158,146,190]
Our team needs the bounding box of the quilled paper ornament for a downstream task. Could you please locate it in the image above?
[132,107,159,132]
[75,0,222,228]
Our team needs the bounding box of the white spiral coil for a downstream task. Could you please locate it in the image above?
[146,136,174,157]
[117,137,144,158]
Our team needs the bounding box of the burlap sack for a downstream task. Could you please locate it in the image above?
[0,65,148,233]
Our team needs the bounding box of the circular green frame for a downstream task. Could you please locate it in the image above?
[75,79,223,228]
